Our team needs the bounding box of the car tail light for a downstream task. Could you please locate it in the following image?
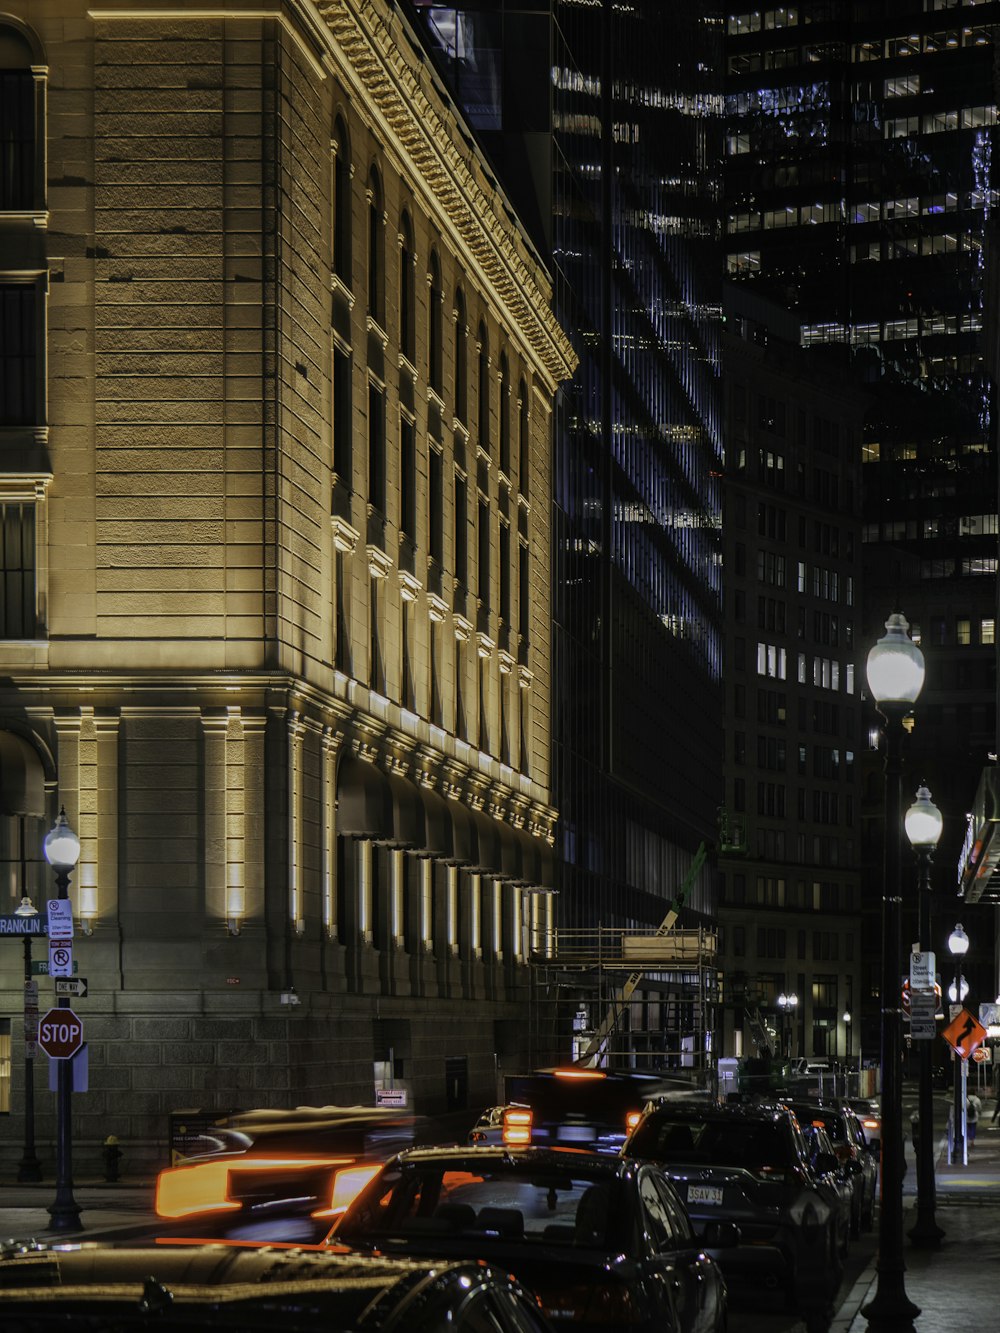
[503,1108,533,1145]
[625,1110,642,1135]
[544,1281,642,1324]
[862,1118,879,1132]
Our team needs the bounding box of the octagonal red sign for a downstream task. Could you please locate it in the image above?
[37,1007,83,1060]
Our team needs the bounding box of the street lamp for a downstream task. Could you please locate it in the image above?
[948,923,970,1168]
[904,784,944,1249]
[862,612,924,1333]
[43,808,82,1233]
[15,895,42,1183]
[777,991,798,1060]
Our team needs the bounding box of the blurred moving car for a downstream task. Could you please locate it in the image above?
[622,1099,846,1333]
[333,1144,734,1332]
[498,1068,695,1154]
[845,1097,882,1154]
[0,1241,551,1332]
[468,1103,533,1146]
[156,1105,420,1242]
[786,1101,876,1235]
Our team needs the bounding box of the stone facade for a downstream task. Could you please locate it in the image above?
[0,0,575,1171]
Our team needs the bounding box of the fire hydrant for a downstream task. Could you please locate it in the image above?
[102,1135,123,1182]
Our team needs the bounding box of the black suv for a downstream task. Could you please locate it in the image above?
[623,1099,845,1332]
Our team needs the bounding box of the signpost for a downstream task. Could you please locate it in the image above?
[37,1008,84,1062]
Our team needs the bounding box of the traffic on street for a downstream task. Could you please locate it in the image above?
[0,1074,950,1333]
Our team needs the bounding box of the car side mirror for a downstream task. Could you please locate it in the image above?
[701,1220,740,1249]
[813,1151,838,1175]
[843,1159,863,1175]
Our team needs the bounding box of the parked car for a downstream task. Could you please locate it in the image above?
[332,1144,734,1332]
[798,1121,855,1254]
[785,1100,877,1234]
[0,1241,553,1332]
[622,1099,846,1332]
[845,1097,882,1154]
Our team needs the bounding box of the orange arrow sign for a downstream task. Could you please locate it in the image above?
[941,1007,987,1059]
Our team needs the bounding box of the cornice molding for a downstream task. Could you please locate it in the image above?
[316,0,577,389]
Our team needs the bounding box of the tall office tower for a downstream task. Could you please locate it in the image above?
[718,285,865,1066]
[408,3,726,939]
[725,3,999,1043]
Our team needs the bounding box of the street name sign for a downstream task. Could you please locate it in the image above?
[0,914,46,936]
[38,1007,83,1060]
[31,958,78,976]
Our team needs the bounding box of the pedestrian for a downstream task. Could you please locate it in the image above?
[967,1090,982,1151]
[990,1065,1000,1125]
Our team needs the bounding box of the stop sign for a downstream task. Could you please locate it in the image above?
[38,1007,83,1060]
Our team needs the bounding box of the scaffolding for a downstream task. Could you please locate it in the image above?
[527,924,721,1087]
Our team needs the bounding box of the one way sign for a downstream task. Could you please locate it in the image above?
[55,978,88,999]
[942,1007,987,1059]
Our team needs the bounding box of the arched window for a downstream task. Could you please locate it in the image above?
[428,249,443,394]
[454,287,468,424]
[399,209,415,362]
[332,115,351,285]
[0,23,40,211]
[367,165,384,324]
[518,378,530,497]
[498,352,510,474]
[477,320,489,451]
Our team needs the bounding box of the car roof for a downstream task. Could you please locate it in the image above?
[389,1145,633,1175]
[643,1100,793,1125]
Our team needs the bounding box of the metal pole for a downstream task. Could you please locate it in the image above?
[47,865,82,1233]
[953,961,965,1167]
[863,702,920,1332]
[908,842,943,1247]
[17,933,42,1182]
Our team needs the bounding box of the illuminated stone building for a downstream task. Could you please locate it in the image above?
[717,285,865,1064]
[724,1,999,1057]
[0,0,575,1164]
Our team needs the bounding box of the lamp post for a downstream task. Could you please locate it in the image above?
[862,612,924,1333]
[948,923,970,1168]
[904,784,944,1249]
[43,808,83,1233]
[777,991,798,1060]
[15,895,42,1183]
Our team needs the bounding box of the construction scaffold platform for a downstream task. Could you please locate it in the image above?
[527,925,721,1085]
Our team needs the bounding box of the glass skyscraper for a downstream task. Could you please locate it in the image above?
[724,1,1000,1033]
[408,2,726,931]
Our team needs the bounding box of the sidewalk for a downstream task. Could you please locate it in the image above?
[835,1120,1000,1332]
[0,1178,156,1241]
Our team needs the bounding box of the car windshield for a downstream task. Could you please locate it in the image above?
[628,1115,795,1168]
[336,1161,622,1249]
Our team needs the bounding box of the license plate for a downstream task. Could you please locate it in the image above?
[688,1184,723,1206]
